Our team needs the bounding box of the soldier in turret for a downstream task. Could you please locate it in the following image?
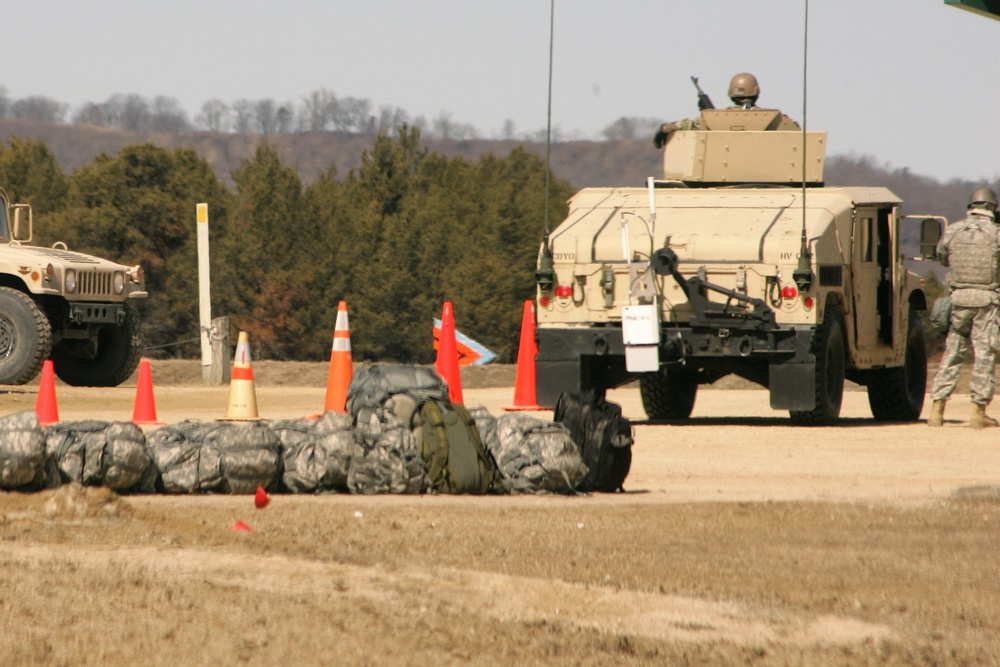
[928,186,1000,429]
[653,73,800,149]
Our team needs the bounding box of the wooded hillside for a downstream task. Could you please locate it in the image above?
[1,118,987,223]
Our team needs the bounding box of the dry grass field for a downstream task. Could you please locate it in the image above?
[1,360,999,666]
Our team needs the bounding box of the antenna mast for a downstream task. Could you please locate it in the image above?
[792,0,813,291]
[543,0,555,232]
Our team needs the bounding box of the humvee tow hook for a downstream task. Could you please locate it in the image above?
[651,246,776,329]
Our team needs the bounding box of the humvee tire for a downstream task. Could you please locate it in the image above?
[790,311,845,426]
[640,368,698,420]
[52,304,142,387]
[0,287,53,385]
[866,312,927,422]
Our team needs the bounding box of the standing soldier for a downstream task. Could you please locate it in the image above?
[928,186,1000,428]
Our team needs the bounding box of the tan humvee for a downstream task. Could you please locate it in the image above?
[534,110,942,424]
[0,188,147,386]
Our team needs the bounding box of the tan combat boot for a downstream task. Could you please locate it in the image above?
[969,403,998,429]
[927,400,946,427]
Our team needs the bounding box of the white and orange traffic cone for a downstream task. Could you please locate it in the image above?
[225,331,259,420]
[323,301,354,413]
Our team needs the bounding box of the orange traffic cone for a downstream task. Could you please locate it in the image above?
[132,359,163,425]
[504,300,546,411]
[35,359,59,426]
[323,301,354,413]
[435,301,464,404]
[225,331,259,420]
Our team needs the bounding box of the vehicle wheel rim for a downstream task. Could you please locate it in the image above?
[0,318,14,359]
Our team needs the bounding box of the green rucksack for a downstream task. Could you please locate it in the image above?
[411,400,501,495]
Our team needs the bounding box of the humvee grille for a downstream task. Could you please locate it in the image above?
[76,270,116,297]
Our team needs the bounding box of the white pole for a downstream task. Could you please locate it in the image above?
[196,203,212,382]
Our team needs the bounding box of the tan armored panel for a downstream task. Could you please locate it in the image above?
[699,109,781,131]
[662,130,826,183]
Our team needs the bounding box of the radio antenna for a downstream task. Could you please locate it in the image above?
[543,0,555,233]
[792,0,813,291]
[533,0,557,295]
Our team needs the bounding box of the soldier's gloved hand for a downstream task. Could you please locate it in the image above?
[653,122,680,149]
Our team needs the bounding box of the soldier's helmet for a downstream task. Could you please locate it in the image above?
[968,186,999,212]
[728,73,760,101]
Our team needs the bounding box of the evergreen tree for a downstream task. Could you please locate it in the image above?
[0,137,69,214]
[220,143,310,358]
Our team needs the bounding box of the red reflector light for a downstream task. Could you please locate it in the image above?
[539,295,551,307]
[555,284,573,298]
[780,285,798,299]
[803,296,815,309]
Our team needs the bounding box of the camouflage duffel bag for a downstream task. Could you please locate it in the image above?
[146,420,282,494]
[345,363,449,420]
[270,411,354,493]
[44,420,155,493]
[489,413,588,494]
[347,400,423,495]
[0,410,48,491]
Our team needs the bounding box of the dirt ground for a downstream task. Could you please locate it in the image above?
[2,360,999,665]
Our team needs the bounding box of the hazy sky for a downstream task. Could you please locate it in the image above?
[5,1,999,183]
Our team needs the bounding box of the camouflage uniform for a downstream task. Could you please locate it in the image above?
[929,209,1000,406]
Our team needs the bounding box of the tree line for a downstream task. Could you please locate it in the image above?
[0,85,660,143]
[0,129,575,363]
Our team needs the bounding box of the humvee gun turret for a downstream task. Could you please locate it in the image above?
[0,188,147,386]
[534,110,942,424]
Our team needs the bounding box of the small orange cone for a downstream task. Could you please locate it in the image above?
[35,359,59,426]
[254,485,271,509]
[323,301,354,413]
[435,301,464,404]
[132,359,163,425]
[225,331,259,420]
[504,301,546,411]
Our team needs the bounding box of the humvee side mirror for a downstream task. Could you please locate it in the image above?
[919,217,942,261]
[12,204,32,242]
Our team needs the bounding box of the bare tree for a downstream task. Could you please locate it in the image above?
[196,99,231,132]
[0,87,9,118]
[149,96,191,132]
[432,111,456,139]
[232,99,255,135]
[276,106,294,134]
[601,116,659,141]
[115,94,151,131]
[73,102,113,127]
[300,89,338,131]
[10,95,68,123]
[431,112,476,140]
[376,105,409,136]
[255,99,277,134]
[501,119,516,140]
[332,97,371,132]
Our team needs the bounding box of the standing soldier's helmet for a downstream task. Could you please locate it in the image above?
[728,73,760,103]
[968,186,999,213]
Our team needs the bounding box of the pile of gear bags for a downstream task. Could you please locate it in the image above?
[0,365,633,497]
